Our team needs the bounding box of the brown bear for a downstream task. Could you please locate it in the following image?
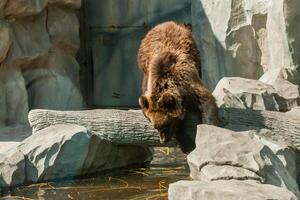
[137,21,218,152]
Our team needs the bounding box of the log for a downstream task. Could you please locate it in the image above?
[219,108,300,148]
[28,108,300,149]
[28,109,200,148]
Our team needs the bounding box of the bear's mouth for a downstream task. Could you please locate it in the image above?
[159,132,166,143]
[158,127,173,144]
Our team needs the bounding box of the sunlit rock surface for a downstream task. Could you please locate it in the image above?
[192,0,300,90]
[286,106,300,118]
[169,180,297,200]
[260,68,300,109]
[187,125,299,196]
[213,77,289,111]
[167,125,300,199]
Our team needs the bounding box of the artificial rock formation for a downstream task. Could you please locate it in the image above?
[0,124,152,189]
[213,77,288,111]
[169,180,297,200]
[260,68,300,109]
[192,0,300,90]
[168,124,300,199]
[0,0,84,127]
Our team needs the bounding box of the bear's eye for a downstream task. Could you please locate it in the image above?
[139,96,149,109]
[162,95,176,111]
[164,98,176,110]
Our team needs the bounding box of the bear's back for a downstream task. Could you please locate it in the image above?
[137,21,201,77]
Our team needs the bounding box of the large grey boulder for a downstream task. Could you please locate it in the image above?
[169,180,297,200]
[260,68,300,110]
[0,124,152,187]
[0,149,26,188]
[188,125,300,196]
[213,77,288,111]
[192,0,300,90]
[255,135,300,180]
[0,125,32,154]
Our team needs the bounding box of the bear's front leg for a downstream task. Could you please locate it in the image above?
[192,84,219,126]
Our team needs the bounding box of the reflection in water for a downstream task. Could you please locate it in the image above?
[0,148,189,200]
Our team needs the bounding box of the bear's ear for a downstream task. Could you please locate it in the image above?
[139,95,149,109]
[158,92,176,111]
[182,23,192,31]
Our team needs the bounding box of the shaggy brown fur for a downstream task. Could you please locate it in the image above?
[137,21,218,150]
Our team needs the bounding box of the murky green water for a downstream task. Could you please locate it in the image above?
[0,148,189,200]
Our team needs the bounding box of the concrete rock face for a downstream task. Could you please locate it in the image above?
[23,68,84,110]
[0,0,84,127]
[192,0,300,90]
[0,70,29,127]
[0,20,12,63]
[213,77,288,111]
[183,125,299,196]
[4,0,48,17]
[48,6,80,55]
[0,124,152,187]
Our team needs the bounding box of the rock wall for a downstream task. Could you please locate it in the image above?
[192,0,300,90]
[0,0,84,127]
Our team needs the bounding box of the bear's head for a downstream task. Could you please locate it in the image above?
[139,51,186,143]
[139,91,185,143]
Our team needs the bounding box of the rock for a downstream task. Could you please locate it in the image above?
[255,135,300,180]
[23,68,84,110]
[191,0,300,90]
[267,0,300,71]
[0,70,29,127]
[0,124,152,185]
[260,68,300,110]
[213,77,288,111]
[0,20,12,63]
[4,71,29,125]
[0,0,7,18]
[48,6,80,55]
[18,125,93,181]
[4,0,48,17]
[260,68,300,86]
[0,125,32,154]
[0,149,26,188]
[187,125,300,196]
[49,0,81,9]
[7,11,50,69]
[168,180,297,200]
[286,106,300,118]
[47,52,81,85]
[197,165,262,182]
[191,0,266,90]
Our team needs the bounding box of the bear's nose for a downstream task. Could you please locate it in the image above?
[154,125,167,133]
